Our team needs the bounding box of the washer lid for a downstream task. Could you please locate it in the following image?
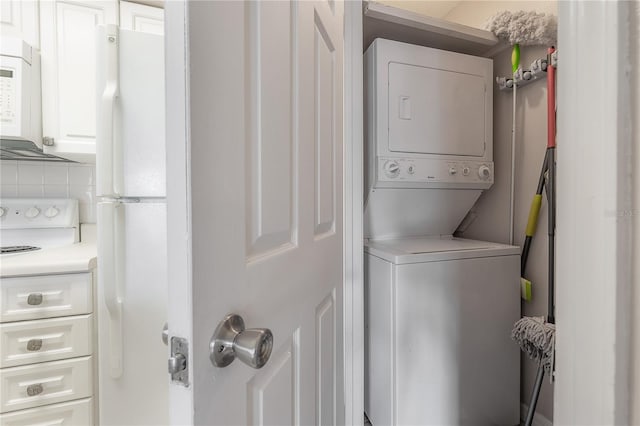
[365,236,520,264]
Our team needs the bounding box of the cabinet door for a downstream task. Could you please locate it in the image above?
[0,398,93,426]
[0,0,39,48]
[120,1,163,35]
[0,356,93,413]
[40,1,118,163]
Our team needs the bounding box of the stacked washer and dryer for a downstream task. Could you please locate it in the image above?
[364,39,520,425]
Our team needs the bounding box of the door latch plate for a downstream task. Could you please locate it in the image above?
[169,336,189,387]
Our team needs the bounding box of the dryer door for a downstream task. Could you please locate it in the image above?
[387,62,487,157]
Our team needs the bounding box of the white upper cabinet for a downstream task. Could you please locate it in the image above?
[0,0,40,48]
[39,1,163,163]
[120,1,163,35]
[40,1,118,163]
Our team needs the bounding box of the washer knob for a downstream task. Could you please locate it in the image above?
[383,161,400,178]
[462,166,470,176]
[45,206,60,218]
[0,207,5,218]
[478,165,491,180]
[25,207,41,219]
[449,167,457,175]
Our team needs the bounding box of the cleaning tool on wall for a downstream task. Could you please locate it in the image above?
[485,11,557,245]
[509,44,519,245]
[511,46,557,426]
[485,12,557,426]
[514,46,556,426]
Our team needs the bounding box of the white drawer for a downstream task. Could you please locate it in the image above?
[0,397,93,425]
[0,356,92,413]
[0,315,92,368]
[0,273,92,323]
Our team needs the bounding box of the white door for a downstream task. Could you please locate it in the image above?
[165,1,345,424]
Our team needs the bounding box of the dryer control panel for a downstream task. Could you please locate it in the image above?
[376,157,493,189]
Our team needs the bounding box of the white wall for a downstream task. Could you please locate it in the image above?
[0,160,96,223]
[444,1,556,29]
[553,1,633,424]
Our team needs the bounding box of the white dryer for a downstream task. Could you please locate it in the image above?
[364,39,520,425]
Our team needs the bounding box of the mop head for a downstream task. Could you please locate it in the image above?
[485,10,557,46]
[512,316,556,374]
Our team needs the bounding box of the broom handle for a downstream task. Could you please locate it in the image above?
[548,148,556,324]
[547,47,557,149]
[525,362,546,426]
[509,82,517,245]
[547,47,556,324]
[509,44,520,246]
[521,151,549,275]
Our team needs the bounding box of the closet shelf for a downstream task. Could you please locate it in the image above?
[363,1,501,57]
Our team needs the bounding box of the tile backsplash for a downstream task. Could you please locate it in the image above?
[1,160,96,223]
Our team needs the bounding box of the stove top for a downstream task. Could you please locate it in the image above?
[1,245,41,254]
[0,198,79,250]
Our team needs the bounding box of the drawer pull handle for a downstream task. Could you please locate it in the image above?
[27,293,43,305]
[27,383,44,396]
[27,338,43,351]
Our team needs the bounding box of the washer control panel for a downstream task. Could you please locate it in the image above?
[0,198,79,229]
[377,157,494,188]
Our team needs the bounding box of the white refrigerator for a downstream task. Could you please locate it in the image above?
[95,24,168,425]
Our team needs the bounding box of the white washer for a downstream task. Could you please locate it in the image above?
[365,237,520,426]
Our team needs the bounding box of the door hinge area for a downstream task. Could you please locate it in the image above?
[168,336,189,387]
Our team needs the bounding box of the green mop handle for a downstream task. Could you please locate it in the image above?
[512,44,520,74]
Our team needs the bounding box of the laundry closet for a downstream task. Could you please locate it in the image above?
[360,2,557,425]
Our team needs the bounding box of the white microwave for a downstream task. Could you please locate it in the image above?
[0,38,42,147]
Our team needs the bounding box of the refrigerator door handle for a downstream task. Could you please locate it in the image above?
[97,24,122,197]
[98,201,124,378]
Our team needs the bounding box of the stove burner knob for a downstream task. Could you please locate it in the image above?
[478,165,491,180]
[0,207,5,218]
[45,206,60,218]
[25,207,41,219]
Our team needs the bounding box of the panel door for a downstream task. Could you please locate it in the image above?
[166,0,345,424]
[40,0,118,162]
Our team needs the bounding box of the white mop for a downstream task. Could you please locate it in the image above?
[511,316,555,374]
[485,11,557,47]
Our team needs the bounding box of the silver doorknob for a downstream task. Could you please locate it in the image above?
[209,314,273,369]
